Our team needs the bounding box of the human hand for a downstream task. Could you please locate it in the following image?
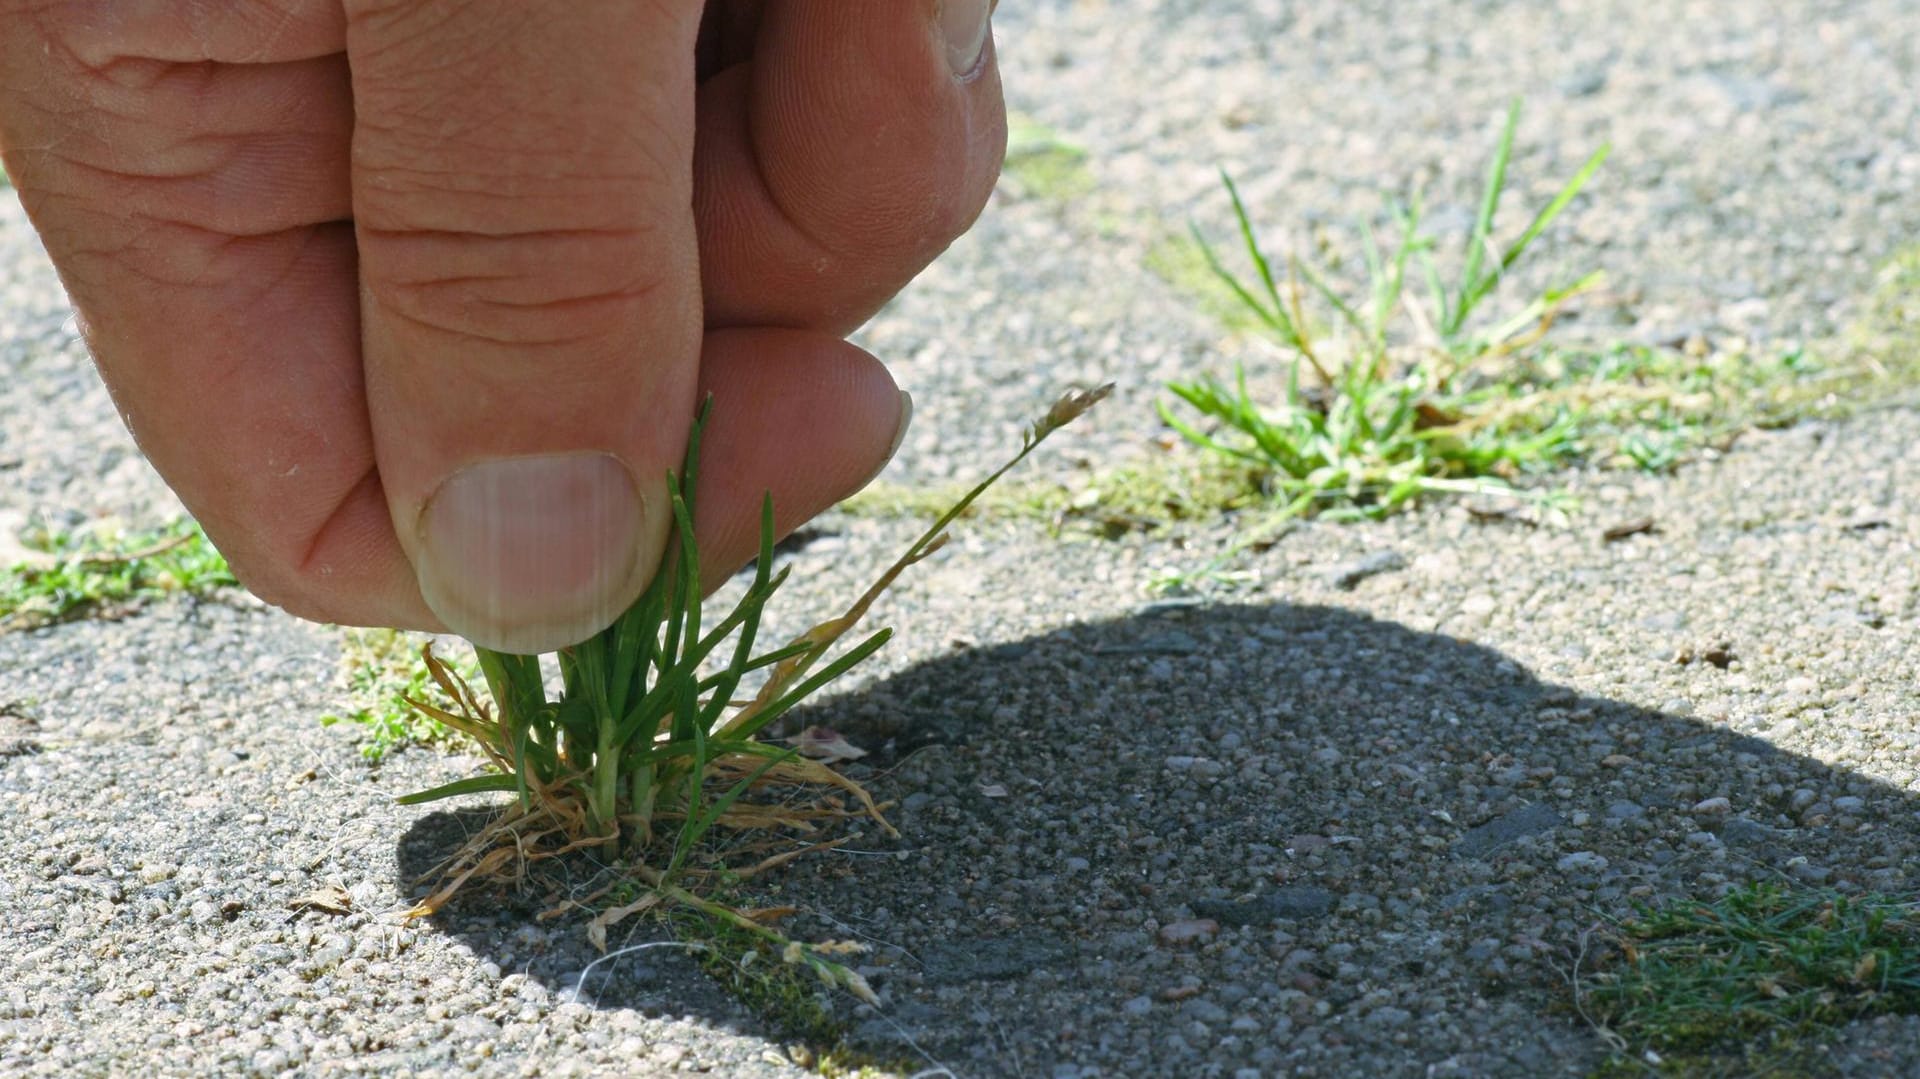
[0,1,1004,653]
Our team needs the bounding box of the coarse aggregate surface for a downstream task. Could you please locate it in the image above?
[4,2,1920,1076]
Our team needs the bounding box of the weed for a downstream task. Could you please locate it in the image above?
[1,517,236,630]
[399,387,1109,1002]
[319,628,471,761]
[1577,883,1920,1075]
[1162,98,1610,520]
[669,902,840,1045]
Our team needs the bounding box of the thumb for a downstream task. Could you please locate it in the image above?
[345,2,704,654]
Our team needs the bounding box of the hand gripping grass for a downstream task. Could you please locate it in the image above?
[395,386,1111,999]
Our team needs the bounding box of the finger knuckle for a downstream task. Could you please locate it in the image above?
[358,222,683,350]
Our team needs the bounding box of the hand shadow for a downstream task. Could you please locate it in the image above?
[398,600,1920,1078]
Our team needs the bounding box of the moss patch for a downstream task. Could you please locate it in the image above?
[1577,883,1920,1077]
[1,518,236,630]
[318,627,468,761]
[1002,112,1096,203]
[842,457,1267,536]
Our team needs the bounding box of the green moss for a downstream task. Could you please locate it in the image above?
[1585,1039,1831,1079]
[661,898,916,1078]
[318,627,468,761]
[1576,883,1920,1077]
[842,458,1266,536]
[1862,245,1920,335]
[1002,112,1096,203]
[1838,244,1920,405]
[668,902,843,1045]
[1,518,236,630]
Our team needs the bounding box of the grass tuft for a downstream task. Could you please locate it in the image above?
[399,386,1110,1001]
[1577,882,1920,1075]
[1162,98,1611,521]
[1,517,236,630]
[1136,100,1919,594]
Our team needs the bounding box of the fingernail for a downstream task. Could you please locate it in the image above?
[887,389,914,461]
[414,453,662,655]
[938,0,993,77]
[857,390,915,492]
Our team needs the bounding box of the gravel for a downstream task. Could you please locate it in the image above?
[5,2,1920,1077]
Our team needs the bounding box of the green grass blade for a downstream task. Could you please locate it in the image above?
[1297,259,1372,352]
[727,628,893,743]
[395,772,519,805]
[1193,224,1298,347]
[1221,171,1295,340]
[695,499,782,730]
[732,638,815,677]
[1158,392,1269,465]
[607,575,668,719]
[1497,143,1610,279]
[1456,144,1611,330]
[1359,216,1396,345]
[1453,98,1522,335]
[1417,245,1450,338]
[1382,201,1423,340]
[658,478,693,668]
[670,484,701,664]
[681,396,710,523]
[675,660,706,777]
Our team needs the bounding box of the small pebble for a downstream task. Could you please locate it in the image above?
[1159,920,1220,946]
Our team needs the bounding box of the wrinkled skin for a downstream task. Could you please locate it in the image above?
[0,1,1005,651]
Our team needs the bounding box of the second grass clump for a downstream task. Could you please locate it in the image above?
[1163,98,1610,519]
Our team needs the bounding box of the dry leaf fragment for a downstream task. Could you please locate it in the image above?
[1602,517,1657,542]
[788,726,868,763]
[587,890,664,952]
[1853,952,1879,983]
[286,885,354,918]
[842,969,879,1006]
[1413,401,1461,429]
[742,906,799,925]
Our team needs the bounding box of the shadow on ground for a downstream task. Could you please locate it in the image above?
[398,602,1920,1078]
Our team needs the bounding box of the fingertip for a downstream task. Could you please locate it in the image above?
[696,0,1008,332]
